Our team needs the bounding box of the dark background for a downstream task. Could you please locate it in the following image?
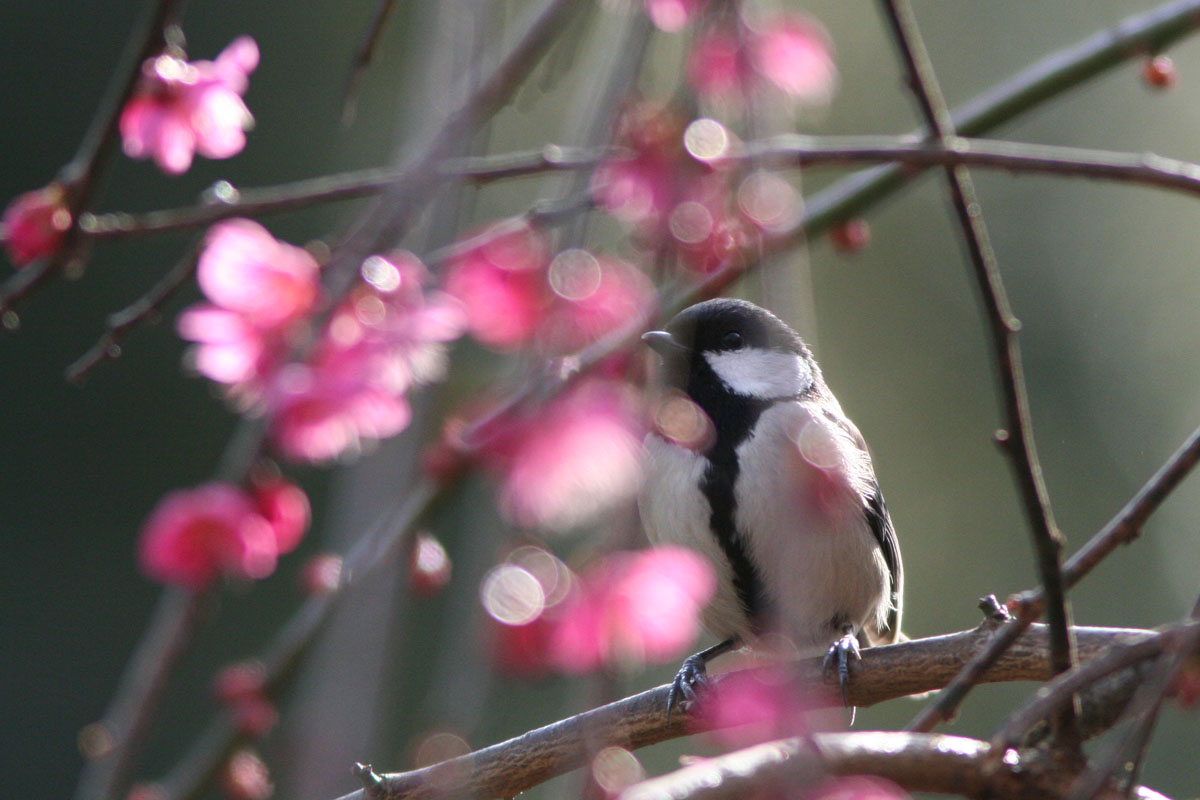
[3,2,1199,798]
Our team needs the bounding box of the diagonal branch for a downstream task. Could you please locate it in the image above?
[878,0,1076,746]
[908,420,1200,731]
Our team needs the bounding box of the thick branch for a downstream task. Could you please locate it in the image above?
[332,624,1156,800]
[618,731,1171,800]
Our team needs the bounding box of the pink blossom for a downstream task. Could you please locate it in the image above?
[220,749,272,800]
[695,667,814,746]
[138,483,278,590]
[483,380,645,531]
[197,219,320,329]
[444,225,550,351]
[686,29,747,100]
[539,254,654,353]
[177,219,319,400]
[751,15,837,103]
[551,547,716,672]
[251,478,310,554]
[267,253,465,462]
[591,105,686,229]
[643,0,709,32]
[120,37,259,175]
[1,184,71,266]
[409,532,452,596]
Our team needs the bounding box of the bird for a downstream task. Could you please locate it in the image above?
[638,297,902,719]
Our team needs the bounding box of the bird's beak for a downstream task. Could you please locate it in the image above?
[642,330,690,357]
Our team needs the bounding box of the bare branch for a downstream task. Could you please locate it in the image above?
[618,731,1172,800]
[778,0,1200,247]
[908,420,1200,730]
[326,624,1155,800]
[78,146,615,240]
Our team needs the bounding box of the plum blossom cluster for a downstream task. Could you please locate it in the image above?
[487,545,715,675]
[591,104,806,273]
[461,378,647,532]
[687,13,837,106]
[178,218,466,462]
[444,224,654,355]
[120,36,259,175]
[139,478,309,589]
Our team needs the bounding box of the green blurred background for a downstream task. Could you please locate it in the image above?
[3,1,1199,798]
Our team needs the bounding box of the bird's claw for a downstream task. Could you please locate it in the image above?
[666,653,710,723]
[822,629,862,709]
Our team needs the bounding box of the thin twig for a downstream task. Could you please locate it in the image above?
[341,0,397,124]
[879,0,1076,746]
[65,241,201,382]
[989,620,1200,752]
[742,135,1200,197]
[324,624,1157,800]
[908,420,1200,730]
[776,0,1200,249]
[73,589,209,800]
[78,146,616,240]
[1068,606,1200,800]
[0,0,185,315]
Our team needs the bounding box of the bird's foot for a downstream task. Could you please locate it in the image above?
[666,653,709,723]
[666,638,737,722]
[823,627,862,715]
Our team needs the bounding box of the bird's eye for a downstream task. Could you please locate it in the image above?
[721,331,744,350]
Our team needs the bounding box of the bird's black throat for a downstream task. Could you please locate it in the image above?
[687,363,777,629]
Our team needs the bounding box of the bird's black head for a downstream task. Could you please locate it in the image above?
[643,298,817,403]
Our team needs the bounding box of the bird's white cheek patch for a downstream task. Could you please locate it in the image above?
[704,349,811,398]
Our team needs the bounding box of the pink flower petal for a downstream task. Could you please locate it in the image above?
[752,15,837,102]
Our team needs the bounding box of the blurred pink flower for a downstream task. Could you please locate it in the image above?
[539,254,654,353]
[178,219,319,400]
[551,547,716,672]
[591,105,686,229]
[197,218,320,329]
[138,483,278,590]
[751,15,837,102]
[251,478,310,554]
[695,667,815,747]
[444,225,550,351]
[1,184,71,266]
[220,749,272,800]
[686,14,836,106]
[686,29,747,100]
[176,306,279,390]
[267,253,465,462]
[483,379,645,531]
[120,37,259,174]
[643,0,709,32]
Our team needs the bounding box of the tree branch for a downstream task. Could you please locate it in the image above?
[777,0,1200,248]
[908,419,1200,730]
[328,624,1157,800]
[0,0,185,315]
[617,730,1172,800]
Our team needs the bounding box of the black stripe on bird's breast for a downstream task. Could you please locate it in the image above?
[695,388,775,630]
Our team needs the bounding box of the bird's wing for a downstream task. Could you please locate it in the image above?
[823,406,904,645]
